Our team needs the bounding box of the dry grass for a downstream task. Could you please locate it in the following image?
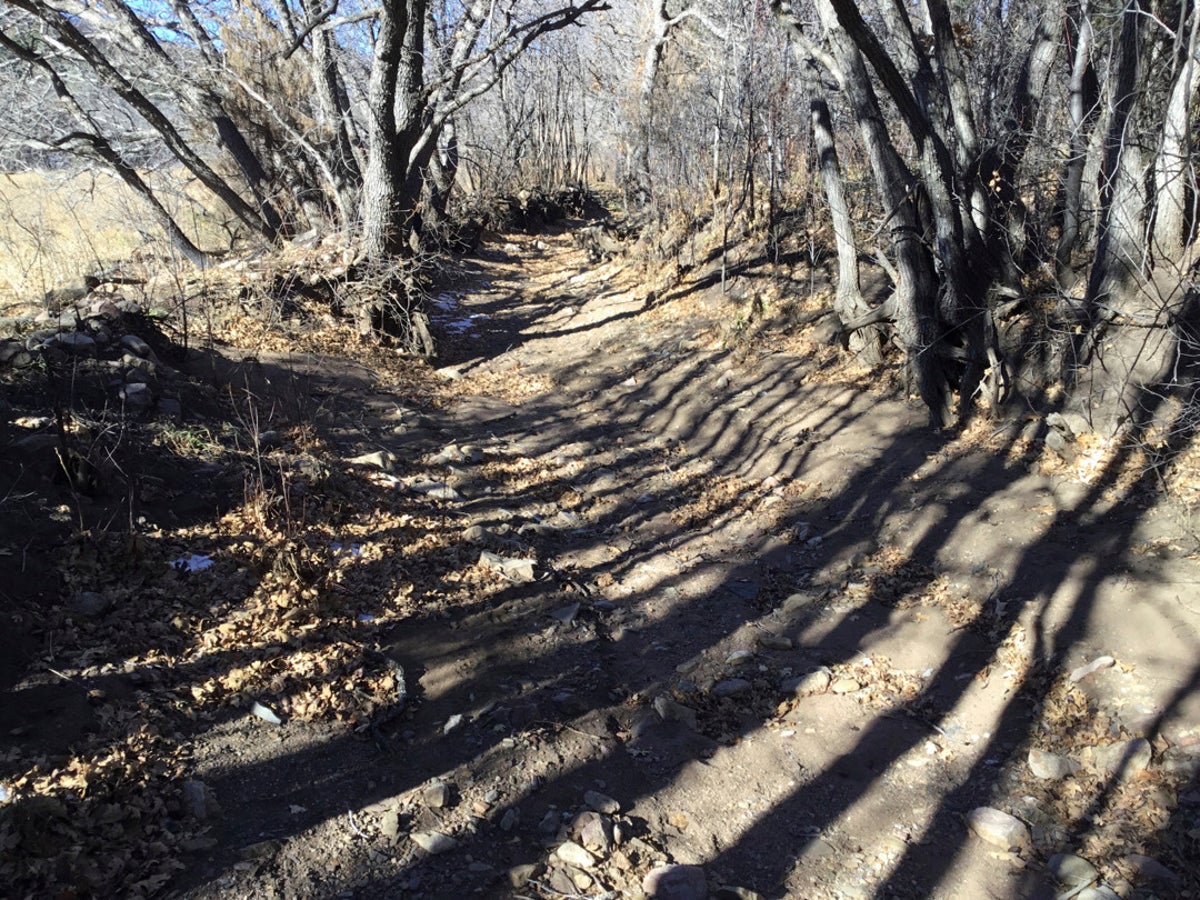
[0,167,234,312]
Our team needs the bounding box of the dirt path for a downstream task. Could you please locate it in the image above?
[173,231,1200,899]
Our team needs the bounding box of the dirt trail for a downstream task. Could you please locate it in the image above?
[177,230,1200,899]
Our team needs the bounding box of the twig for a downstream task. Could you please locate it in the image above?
[347,809,368,839]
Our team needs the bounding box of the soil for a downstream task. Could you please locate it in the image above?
[3,228,1199,900]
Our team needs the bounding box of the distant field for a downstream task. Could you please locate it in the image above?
[0,167,231,312]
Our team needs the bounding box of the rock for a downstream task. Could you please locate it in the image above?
[0,341,33,368]
[550,603,580,625]
[119,383,153,408]
[966,807,1030,850]
[654,695,698,730]
[713,678,753,698]
[1121,853,1180,884]
[71,591,113,618]
[508,863,541,888]
[1089,738,1152,776]
[349,450,396,472]
[782,592,820,615]
[713,888,764,900]
[830,677,862,694]
[579,814,613,853]
[499,808,521,831]
[250,701,283,725]
[443,714,464,734]
[555,840,596,868]
[548,868,579,894]
[422,782,450,809]
[182,779,209,819]
[782,668,832,696]
[463,524,489,542]
[1045,428,1073,458]
[1069,655,1116,683]
[478,550,536,582]
[726,649,754,665]
[643,863,708,899]
[46,331,95,354]
[380,809,401,839]
[1028,748,1080,780]
[1076,888,1120,900]
[1047,853,1098,889]
[410,830,457,854]
[757,633,793,650]
[584,790,620,815]
[584,468,618,493]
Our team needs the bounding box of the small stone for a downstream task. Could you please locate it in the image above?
[538,810,560,833]
[250,701,283,725]
[410,830,457,854]
[500,808,520,832]
[548,868,578,894]
[1076,888,1120,900]
[1121,853,1180,884]
[119,383,153,408]
[830,677,862,694]
[781,592,819,615]
[966,807,1030,850]
[478,550,536,582]
[349,450,396,472]
[508,863,540,888]
[555,840,596,868]
[580,814,612,853]
[1069,655,1116,683]
[781,668,832,696]
[713,678,753,698]
[653,695,698,730]
[1047,853,1098,888]
[726,649,755,665]
[757,633,792,650]
[182,779,208,820]
[443,714,465,734]
[550,603,580,625]
[380,810,401,839]
[584,790,620,815]
[463,524,488,542]
[1028,748,1080,780]
[643,863,707,899]
[1090,738,1152,777]
[422,782,450,809]
[46,332,95,353]
[120,334,152,357]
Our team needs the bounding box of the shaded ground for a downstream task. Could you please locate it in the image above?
[3,229,1199,899]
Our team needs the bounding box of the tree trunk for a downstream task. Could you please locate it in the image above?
[1056,1,1100,287]
[1151,3,1200,262]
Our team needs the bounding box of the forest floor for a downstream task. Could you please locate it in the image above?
[2,226,1200,900]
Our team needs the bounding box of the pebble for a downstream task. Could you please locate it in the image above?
[966,807,1030,850]
[643,863,707,899]
[120,383,153,408]
[580,814,613,853]
[443,714,465,734]
[1121,853,1179,884]
[410,830,457,854]
[1090,738,1152,777]
[422,782,450,809]
[380,810,401,839]
[781,668,831,696]
[584,790,620,815]
[726,650,755,665]
[182,779,209,819]
[500,808,521,831]
[830,677,862,694]
[462,524,488,542]
[1047,853,1098,888]
[1028,748,1079,780]
[555,840,596,868]
[713,678,753,698]
[120,334,152,357]
[757,633,793,650]
[550,603,580,625]
[653,695,698,730]
[781,592,819,615]
[508,863,540,888]
[1069,655,1116,683]
[1076,888,1120,900]
[348,450,396,471]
